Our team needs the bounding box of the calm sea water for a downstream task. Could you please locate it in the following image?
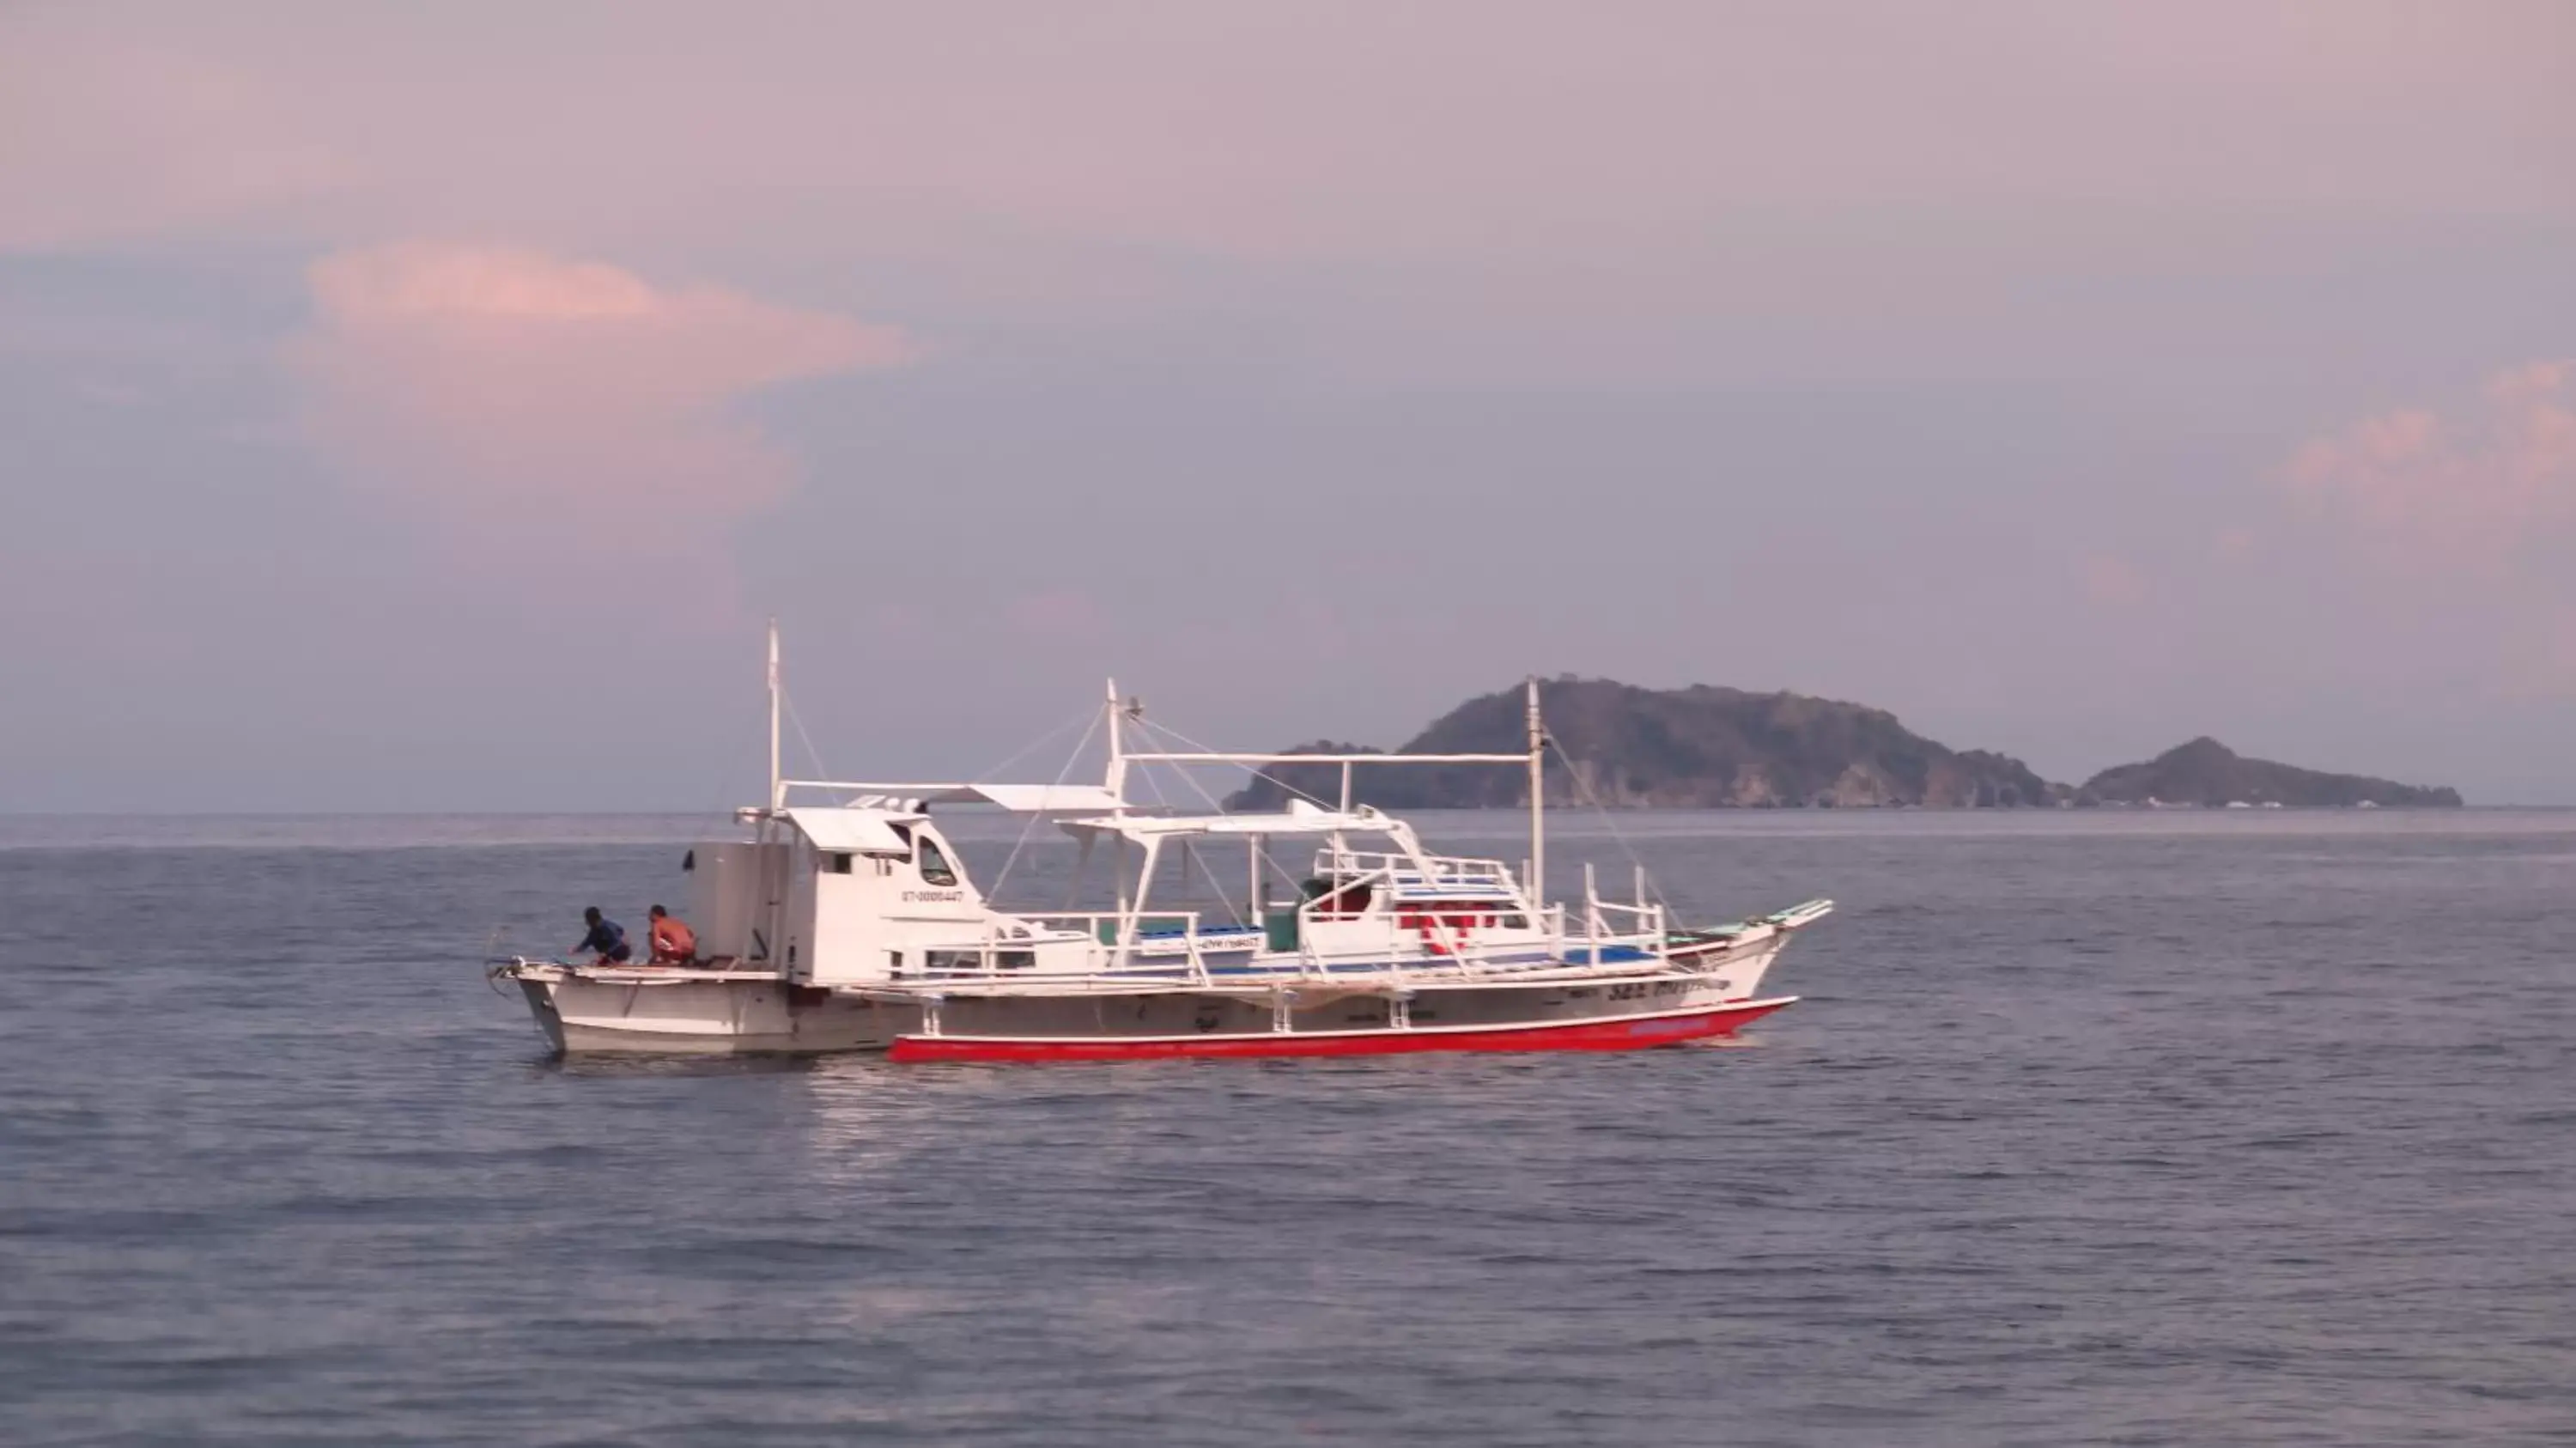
[3,810,2571,1446]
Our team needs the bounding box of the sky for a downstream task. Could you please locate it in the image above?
[3,0,2573,810]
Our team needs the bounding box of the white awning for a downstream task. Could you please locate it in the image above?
[922,783,1126,813]
[1059,801,1390,840]
[784,807,914,854]
[775,780,1126,814]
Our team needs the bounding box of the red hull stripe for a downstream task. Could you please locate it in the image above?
[887,999,1791,1064]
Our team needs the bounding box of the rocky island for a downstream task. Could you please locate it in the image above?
[1228,678,2058,809]
[1224,678,2461,810]
[2075,737,2462,808]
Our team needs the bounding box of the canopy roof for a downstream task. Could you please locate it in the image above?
[930,783,1125,812]
[779,780,1124,814]
[1060,800,1394,841]
[783,806,916,855]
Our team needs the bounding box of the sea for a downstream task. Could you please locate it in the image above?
[2,809,2570,1446]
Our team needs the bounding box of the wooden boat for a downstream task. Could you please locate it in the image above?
[490,627,1831,1060]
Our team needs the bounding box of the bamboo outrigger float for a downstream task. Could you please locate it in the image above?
[489,626,1832,1060]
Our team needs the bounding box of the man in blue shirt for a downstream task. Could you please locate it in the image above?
[574,906,632,964]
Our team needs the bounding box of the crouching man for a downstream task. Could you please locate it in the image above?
[647,903,697,966]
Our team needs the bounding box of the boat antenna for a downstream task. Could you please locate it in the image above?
[1527,675,1546,896]
[767,618,783,812]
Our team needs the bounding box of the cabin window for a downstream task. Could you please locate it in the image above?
[917,838,958,886]
[827,852,853,874]
[926,948,1035,972]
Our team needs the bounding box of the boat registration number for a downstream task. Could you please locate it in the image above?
[1607,980,1697,1002]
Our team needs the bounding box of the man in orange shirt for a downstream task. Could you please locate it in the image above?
[647,904,697,965]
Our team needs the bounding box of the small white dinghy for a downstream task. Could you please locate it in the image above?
[490,627,1831,1061]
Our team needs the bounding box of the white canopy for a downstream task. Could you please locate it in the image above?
[784,806,916,855]
[1060,800,1391,841]
[923,783,1125,812]
[778,780,1125,814]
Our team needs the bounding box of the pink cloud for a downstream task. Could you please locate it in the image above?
[289,242,910,560]
[2272,361,2576,699]
[2281,360,2576,565]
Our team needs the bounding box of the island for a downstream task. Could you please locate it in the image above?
[2075,737,2462,808]
[1226,678,2058,809]
[1223,679,2462,810]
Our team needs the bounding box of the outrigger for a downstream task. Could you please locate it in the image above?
[489,626,1832,1060]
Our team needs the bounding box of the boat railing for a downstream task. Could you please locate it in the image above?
[895,909,1273,986]
[1313,848,1518,894]
[890,875,1670,990]
[883,903,1682,995]
[1578,898,1668,956]
[1576,862,1668,961]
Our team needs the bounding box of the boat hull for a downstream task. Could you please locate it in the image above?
[514,975,917,1055]
[889,995,1792,1062]
[501,926,1807,1060]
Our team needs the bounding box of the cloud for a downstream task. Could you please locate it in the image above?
[2270,360,2576,698]
[289,242,911,560]
[2281,360,2576,567]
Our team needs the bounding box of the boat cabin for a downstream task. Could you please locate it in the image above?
[689,783,1122,988]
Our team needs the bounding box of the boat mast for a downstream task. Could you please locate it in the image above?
[1103,676,1126,813]
[1104,678,1129,923]
[767,618,783,812]
[1527,676,1545,903]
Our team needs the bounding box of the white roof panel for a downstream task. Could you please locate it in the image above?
[784,807,914,854]
[1059,805,1389,839]
[779,781,1128,813]
[924,783,1126,813]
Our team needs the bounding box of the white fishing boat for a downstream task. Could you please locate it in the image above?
[489,628,1832,1061]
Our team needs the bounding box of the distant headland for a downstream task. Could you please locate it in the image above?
[1223,679,2462,810]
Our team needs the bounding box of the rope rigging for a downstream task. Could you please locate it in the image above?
[1127,714,1319,900]
[985,705,1104,899]
[1543,728,1669,911]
